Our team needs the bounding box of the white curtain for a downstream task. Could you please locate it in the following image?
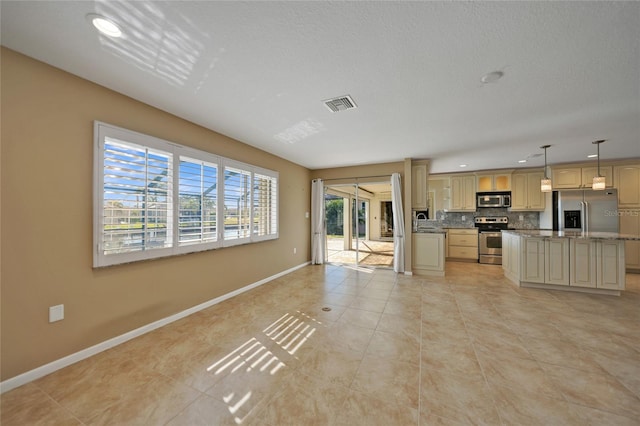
[311,179,326,264]
[391,172,405,273]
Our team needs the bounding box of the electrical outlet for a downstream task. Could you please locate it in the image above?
[461,215,466,221]
[49,304,64,323]
[519,215,524,221]
[305,212,309,219]
[293,247,297,254]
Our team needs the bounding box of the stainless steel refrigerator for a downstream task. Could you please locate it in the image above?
[555,189,618,232]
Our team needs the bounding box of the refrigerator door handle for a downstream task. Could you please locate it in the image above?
[584,201,589,233]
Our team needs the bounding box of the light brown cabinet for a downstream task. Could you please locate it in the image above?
[570,239,625,290]
[552,168,582,189]
[552,166,613,189]
[411,163,428,209]
[581,167,613,188]
[615,164,640,208]
[412,233,445,276]
[511,172,545,211]
[477,173,511,192]
[450,175,476,211]
[446,228,478,261]
[619,210,640,271]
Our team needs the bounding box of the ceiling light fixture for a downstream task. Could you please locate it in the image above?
[540,145,552,192]
[587,154,598,158]
[518,159,527,163]
[480,71,504,84]
[592,140,607,190]
[87,13,122,38]
[459,164,467,168]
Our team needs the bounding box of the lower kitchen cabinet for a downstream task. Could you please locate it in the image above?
[412,233,445,276]
[502,232,626,294]
[446,228,478,261]
[502,232,520,282]
[569,239,625,290]
[545,238,570,285]
[521,237,545,283]
[570,240,597,288]
[619,209,640,271]
[521,237,569,285]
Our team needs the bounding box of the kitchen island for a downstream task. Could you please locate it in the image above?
[502,230,640,295]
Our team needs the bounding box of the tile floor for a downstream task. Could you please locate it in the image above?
[2,262,640,425]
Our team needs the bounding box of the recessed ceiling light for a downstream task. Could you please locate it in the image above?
[86,13,122,38]
[518,160,527,163]
[587,154,598,158]
[459,164,467,168]
[480,71,504,84]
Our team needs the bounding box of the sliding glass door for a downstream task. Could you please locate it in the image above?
[324,181,393,268]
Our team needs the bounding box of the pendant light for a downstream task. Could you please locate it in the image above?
[592,139,606,190]
[540,145,552,192]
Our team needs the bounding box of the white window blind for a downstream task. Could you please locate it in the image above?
[102,138,173,256]
[179,157,218,246]
[223,166,252,244]
[94,122,279,267]
[253,172,278,239]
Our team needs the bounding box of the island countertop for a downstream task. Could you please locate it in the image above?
[502,229,640,241]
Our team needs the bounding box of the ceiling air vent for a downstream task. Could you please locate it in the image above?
[323,95,357,113]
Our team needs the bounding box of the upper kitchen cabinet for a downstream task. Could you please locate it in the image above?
[427,177,450,219]
[615,164,640,208]
[511,171,545,211]
[552,167,582,189]
[411,162,428,209]
[476,172,511,192]
[450,175,476,211]
[581,166,613,188]
[552,166,613,189]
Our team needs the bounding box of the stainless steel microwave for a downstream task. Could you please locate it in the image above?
[477,192,511,208]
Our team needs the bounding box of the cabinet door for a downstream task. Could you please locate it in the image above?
[412,164,428,209]
[526,172,545,210]
[413,234,444,271]
[477,175,493,192]
[511,174,528,210]
[619,211,640,269]
[598,240,625,290]
[581,166,613,189]
[494,174,511,191]
[570,240,597,288]
[553,168,582,189]
[545,238,569,285]
[450,177,463,210]
[463,176,477,210]
[502,233,511,272]
[508,234,520,278]
[521,238,545,283]
[615,165,640,208]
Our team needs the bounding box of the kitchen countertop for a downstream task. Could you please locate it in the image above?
[413,228,447,234]
[502,229,640,241]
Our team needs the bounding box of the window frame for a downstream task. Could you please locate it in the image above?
[94,121,279,267]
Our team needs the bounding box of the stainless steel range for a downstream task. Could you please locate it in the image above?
[475,216,508,265]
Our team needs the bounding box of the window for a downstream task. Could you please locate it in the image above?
[223,165,252,244]
[179,157,218,246]
[94,122,278,267]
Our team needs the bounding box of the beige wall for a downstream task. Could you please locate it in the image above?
[0,48,312,380]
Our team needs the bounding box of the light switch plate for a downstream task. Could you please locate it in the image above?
[49,304,64,323]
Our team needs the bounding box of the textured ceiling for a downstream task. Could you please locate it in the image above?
[2,1,639,173]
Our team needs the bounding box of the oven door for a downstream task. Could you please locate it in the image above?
[479,231,503,264]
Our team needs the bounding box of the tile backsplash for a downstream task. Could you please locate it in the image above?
[429,208,540,229]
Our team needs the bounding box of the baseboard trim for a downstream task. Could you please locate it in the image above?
[0,261,311,394]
